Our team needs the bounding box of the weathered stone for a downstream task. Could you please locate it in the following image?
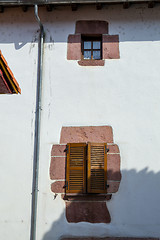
[67,34,81,60]
[107,154,121,181]
[76,20,108,34]
[50,157,65,180]
[102,35,120,59]
[51,181,65,193]
[78,60,105,66]
[51,144,66,157]
[65,201,111,223]
[60,126,113,144]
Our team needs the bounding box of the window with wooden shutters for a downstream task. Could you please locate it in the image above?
[66,142,108,194]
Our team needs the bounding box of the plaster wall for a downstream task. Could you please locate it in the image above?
[0,10,38,240]
[0,4,160,240]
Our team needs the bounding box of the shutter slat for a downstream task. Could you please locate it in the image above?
[88,143,107,193]
[66,143,86,193]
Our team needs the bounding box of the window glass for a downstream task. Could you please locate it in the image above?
[93,41,101,49]
[84,51,91,59]
[84,41,91,49]
[93,51,101,60]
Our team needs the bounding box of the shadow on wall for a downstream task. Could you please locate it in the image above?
[42,168,160,240]
[1,5,160,49]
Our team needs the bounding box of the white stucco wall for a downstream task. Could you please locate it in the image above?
[0,4,160,240]
[0,10,38,240]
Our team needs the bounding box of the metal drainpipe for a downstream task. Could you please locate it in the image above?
[30,5,44,240]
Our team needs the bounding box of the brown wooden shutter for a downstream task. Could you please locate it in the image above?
[87,143,107,193]
[102,35,120,59]
[66,143,86,193]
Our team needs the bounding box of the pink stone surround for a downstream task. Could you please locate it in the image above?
[50,126,121,224]
[67,20,120,64]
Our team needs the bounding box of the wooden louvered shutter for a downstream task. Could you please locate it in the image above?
[87,143,107,193]
[66,143,86,193]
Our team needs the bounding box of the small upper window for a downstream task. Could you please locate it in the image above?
[81,36,102,60]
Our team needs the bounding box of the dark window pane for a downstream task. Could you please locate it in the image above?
[84,51,92,59]
[93,41,101,49]
[84,41,91,49]
[93,51,101,60]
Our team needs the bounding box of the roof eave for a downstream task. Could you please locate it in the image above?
[0,0,158,5]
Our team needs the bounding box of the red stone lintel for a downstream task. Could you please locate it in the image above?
[76,20,108,35]
[60,126,114,144]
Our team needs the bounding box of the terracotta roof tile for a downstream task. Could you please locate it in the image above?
[0,50,21,94]
[0,70,12,94]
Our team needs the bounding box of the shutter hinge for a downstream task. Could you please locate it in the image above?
[64,145,69,153]
[105,145,109,154]
[105,181,109,189]
[64,181,68,190]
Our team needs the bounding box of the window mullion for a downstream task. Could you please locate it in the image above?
[91,40,93,60]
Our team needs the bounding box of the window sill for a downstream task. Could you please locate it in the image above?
[78,60,105,66]
[62,193,112,201]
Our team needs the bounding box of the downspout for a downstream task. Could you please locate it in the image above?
[30,5,44,240]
